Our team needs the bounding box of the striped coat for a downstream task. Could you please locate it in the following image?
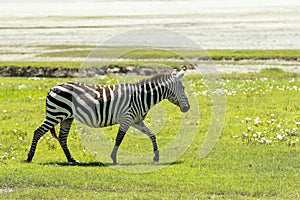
[26,68,190,164]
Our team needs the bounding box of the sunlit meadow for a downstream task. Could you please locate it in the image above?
[1,69,300,199]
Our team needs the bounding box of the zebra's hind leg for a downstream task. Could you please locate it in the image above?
[25,126,50,163]
[58,118,78,163]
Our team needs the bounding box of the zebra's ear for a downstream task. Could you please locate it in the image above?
[171,69,177,76]
[176,70,185,80]
[175,66,187,79]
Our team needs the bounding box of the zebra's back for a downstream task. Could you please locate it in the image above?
[47,81,132,128]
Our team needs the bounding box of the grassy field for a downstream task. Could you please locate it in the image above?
[0,61,82,69]
[0,49,300,68]
[1,49,299,76]
[36,49,300,60]
[1,69,300,199]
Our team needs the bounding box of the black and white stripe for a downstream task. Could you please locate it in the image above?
[26,69,190,164]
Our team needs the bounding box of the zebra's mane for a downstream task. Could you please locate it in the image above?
[137,73,171,85]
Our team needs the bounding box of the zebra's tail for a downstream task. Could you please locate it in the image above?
[50,128,58,140]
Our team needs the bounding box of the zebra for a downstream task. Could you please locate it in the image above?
[25,68,190,164]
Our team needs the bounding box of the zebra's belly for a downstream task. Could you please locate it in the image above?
[73,108,118,128]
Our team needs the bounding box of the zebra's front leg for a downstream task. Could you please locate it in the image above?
[132,121,159,162]
[110,129,126,165]
[111,123,130,164]
[110,145,119,165]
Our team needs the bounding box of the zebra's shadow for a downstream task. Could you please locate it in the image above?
[116,160,183,166]
[42,161,108,167]
[41,160,183,167]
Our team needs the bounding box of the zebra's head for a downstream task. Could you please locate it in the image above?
[167,68,190,113]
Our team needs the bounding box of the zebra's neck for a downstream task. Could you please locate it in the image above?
[134,74,173,113]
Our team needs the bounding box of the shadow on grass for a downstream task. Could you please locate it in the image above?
[42,161,108,167]
[116,160,183,166]
[41,160,183,167]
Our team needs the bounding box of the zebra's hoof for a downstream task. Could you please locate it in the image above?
[153,156,159,162]
[68,158,79,163]
[111,157,118,165]
[24,159,32,163]
[153,157,159,162]
[112,161,118,165]
[110,153,118,165]
[153,150,159,162]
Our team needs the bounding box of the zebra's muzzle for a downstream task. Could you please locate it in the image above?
[180,104,190,113]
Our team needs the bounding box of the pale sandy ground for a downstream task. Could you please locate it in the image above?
[0,0,299,73]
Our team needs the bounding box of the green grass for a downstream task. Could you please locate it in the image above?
[37,49,300,60]
[0,61,82,69]
[206,49,300,60]
[222,68,299,80]
[39,50,91,58]
[1,71,300,199]
[38,44,95,50]
[1,49,299,72]
[0,61,187,71]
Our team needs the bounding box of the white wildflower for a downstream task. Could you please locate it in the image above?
[293,86,298,91]
[259,137,266,143]
[292,128,298,132]
[28,77,41,81]
[289,78,295,83]
[248,127,254,132]
[256,132,262,137]
[276,123,282,129]
[18,84,27,90]
[265,140,272,144]
[276,134,283,140]
[201,90,208,96]
[245,117,252,123]
[254,117,261,126]
[192,92,199,97]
